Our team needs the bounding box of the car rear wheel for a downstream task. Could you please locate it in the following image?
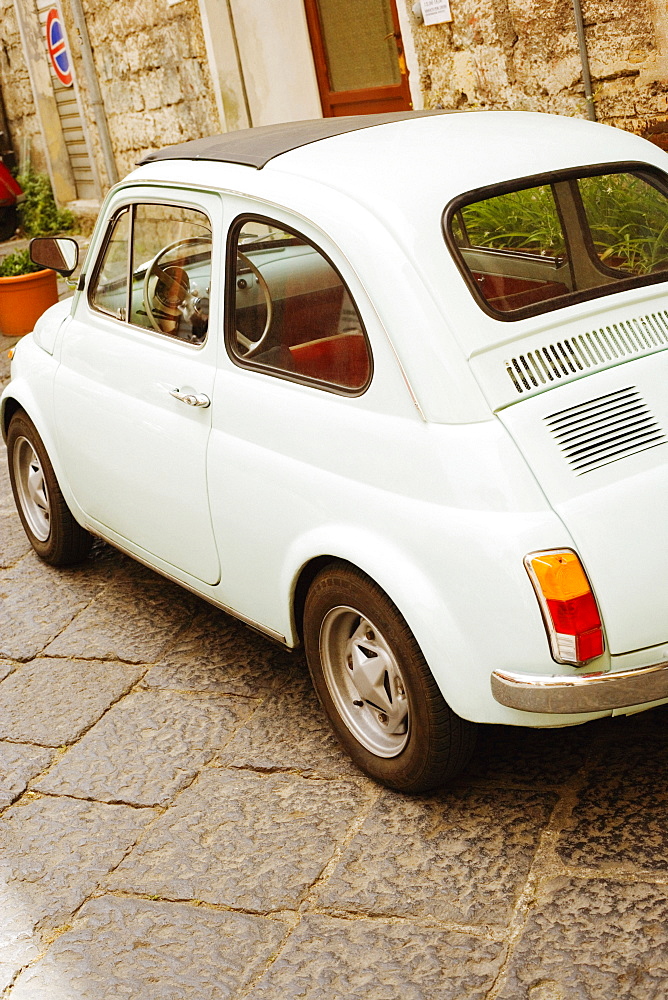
[303,562,477,792]
[7,411,92,565]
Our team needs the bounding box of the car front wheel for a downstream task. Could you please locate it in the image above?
[303,562,477,792]
[7,411,92,565]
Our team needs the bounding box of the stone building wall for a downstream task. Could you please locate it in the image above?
[59,0,221,182]
[404,0,668,141]
[0,0,47,172]
[3,0,668,211]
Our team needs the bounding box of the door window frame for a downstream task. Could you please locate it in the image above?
[85,189,217,350]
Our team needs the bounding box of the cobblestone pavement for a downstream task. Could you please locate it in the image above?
[2,339,668,998]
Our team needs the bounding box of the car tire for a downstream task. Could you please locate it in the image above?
[7,410,92,566]
[303,562,477,792]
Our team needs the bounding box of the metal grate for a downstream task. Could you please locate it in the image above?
[545,386,667,475]
[505,311,668,395]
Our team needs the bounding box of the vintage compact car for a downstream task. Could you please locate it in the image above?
[4,110,668,791]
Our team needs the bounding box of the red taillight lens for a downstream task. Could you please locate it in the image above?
[575,628,604,662]
[525,550,605,666]
[545,592,600,634]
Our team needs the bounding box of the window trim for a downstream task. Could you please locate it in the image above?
[225,212,373,396]
[87,206,131,322]
[442,160,668,322]
[87,200,213,348]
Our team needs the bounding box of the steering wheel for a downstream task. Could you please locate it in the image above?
[142,236,212,335]
[235,250,273,357]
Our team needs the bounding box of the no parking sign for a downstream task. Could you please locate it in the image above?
[45,8,73,87]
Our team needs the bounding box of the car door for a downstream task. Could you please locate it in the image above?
[53,188,221,585]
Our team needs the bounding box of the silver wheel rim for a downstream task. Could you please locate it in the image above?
[13,435,50,541]
[319,605,409,758]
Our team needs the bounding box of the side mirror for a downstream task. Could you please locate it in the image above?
[30,237,79,277]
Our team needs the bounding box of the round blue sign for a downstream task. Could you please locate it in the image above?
[46,8,73,87]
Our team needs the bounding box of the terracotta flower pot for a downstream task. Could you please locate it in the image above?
[0,267,59,338]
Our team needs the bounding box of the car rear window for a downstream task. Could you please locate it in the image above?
[445,166,668,320]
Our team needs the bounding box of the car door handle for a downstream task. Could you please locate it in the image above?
[169,387,211,407]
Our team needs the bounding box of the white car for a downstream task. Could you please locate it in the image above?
[5,110,668,791]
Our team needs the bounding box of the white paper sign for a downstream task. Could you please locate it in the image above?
[421,0,452,25]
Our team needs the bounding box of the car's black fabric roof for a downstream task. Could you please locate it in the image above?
[139,110,451,170]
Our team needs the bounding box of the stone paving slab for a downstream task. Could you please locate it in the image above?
[9,895,289,1000]
[0,795,154,988]
[0,507,29,559]
[245,913,506,1000]
[0,445,10,495]
[557,736,668,872]
[218,669,362,778]
[0,658,144,746]
[0,509,30,568]
[314,786,556,929]
[0,555,117,661]
[143,605,298,696]
[45,576,199,663]
[495,877,668,999]
[34,689,256,806]
[0,895,40,992]
[107,768,369,911]
[0,742,52,809]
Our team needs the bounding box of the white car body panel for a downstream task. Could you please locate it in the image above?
[3,110,668,741]
[499,349,668,655]
[32,297,72,355]
[52,189,223,585]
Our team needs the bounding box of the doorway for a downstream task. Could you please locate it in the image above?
[303,0,412,116]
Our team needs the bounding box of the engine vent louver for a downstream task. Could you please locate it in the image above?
[545,387,667,475]
[506,311,668,395]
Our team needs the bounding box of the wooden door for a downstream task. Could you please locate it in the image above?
[304,0,412,117]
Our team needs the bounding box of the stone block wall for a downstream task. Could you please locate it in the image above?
[404,0,668,141]
[0,0,47,173]
[2,0,668,210]
[59,0,221,182]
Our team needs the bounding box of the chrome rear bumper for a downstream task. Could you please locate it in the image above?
[491,660,668,714]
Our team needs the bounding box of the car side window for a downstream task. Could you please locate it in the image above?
[228,217,371,392]
[89,203,212,345]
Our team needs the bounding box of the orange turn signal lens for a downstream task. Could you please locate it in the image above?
[529,551,590,602]
[525,549,605,666]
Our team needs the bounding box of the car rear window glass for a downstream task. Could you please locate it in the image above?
[577,173,668,275]
[446,167,668,320]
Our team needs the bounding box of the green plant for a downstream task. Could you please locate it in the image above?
[16,169,74,237]
[579,173,668,274]
[458,185,566,254]
[456,172,668,275]
[0,248,42,277]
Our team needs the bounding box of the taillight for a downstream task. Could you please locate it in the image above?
[524,550,604,666]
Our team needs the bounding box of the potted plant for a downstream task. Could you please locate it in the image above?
[0,247,59,338]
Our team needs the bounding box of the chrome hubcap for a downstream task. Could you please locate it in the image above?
[13,436,50,541]
[320,606,409,758]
